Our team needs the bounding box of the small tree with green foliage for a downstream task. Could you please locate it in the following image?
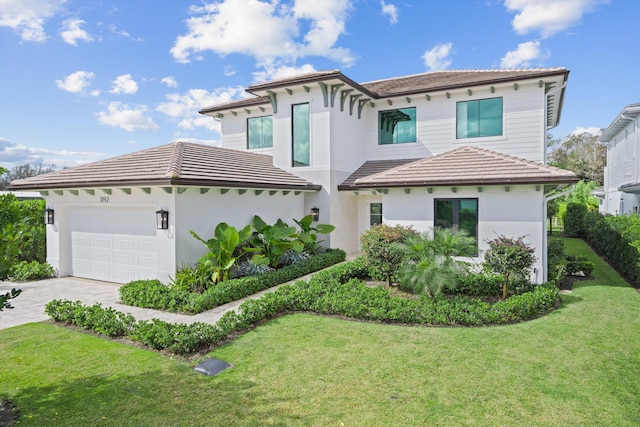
[360,224,417,286]
[484,235,536,299]
[397,228,475,297]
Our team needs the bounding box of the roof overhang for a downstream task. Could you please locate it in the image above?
[619,182,640,194]
[600,103,640,143]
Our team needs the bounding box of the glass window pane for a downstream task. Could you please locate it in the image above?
[435,200,453,229]
[378,108,416,144]
[370,203,383,227]
[292,104,310,166]
[479,98,502,137]
[458,199,478,240]
[247,116,273,149]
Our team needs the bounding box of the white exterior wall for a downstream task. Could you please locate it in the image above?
[175,188,306,268]
[42,187,174,283]
[363,80,546,162]
[381,185,545,283]
[603,119,639,214]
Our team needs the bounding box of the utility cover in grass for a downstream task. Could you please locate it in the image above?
[194,358,230,376]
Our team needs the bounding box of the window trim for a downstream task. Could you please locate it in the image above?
[456,97,503,140]
[246,115,273,149]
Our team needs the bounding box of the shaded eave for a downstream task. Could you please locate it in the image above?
[340,175,579,191]
[8,178,320,192]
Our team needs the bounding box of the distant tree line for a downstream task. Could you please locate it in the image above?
[0,163,56,190]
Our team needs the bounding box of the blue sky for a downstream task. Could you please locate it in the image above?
[0,0,638,169]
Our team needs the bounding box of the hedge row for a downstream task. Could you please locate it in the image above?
[47,258,559,355]
[565,204,640,287]
[119,249,347,314]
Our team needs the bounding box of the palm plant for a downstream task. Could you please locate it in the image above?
[397,228,475,297]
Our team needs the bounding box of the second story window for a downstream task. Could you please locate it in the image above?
[292,103,310,167]
[247,116,273,149]
[456,97,503,139]
[378,107,416,145]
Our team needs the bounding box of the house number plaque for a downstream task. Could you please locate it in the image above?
[100,197,110,203]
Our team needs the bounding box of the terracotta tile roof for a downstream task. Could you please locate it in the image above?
[9,142,321,191]
[360,68,568,97]
[337,159,418,191]
[340,146,578,190]
[200,68,569,126]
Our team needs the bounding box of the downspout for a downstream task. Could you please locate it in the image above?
[542,183,575,283]
[544,81,568,164]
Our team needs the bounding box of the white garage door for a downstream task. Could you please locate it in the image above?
[68,207,158,283]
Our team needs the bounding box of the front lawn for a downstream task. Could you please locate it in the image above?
[1,237,639,426]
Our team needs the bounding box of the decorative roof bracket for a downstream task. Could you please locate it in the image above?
[349,94,362,116]
[357,98,371,119]
[266,90,277,114]
[330,83,344,107]
[340,89,354,112]
[318,82,329,107]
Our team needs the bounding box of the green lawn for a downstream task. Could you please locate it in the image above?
[1,237,639,426]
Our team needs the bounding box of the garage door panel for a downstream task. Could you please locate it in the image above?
[68,207,158,283]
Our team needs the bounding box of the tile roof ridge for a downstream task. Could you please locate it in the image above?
[165,141,185,179]
[360,67,568,85]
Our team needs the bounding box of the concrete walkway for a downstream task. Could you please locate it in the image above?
[0,274,307,330]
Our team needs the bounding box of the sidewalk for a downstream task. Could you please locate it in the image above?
[0,265,338,330]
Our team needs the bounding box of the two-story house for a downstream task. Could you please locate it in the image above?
[598,103,640,215]
[10,68,578,285]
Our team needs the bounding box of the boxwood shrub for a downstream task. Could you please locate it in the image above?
[47,257,559,355]
[119,249,346,314]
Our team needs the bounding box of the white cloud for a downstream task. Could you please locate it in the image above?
[0,137,106,169]
[380,0,399,24]
[252,63,316,83]
[157,87,246,132]
[55,70,98,95]
[60,18,94,46]
[571,126,602,136]
[171,0,353,69]
[422,42,453,71]
[161,76,178,88]
[96,102,158,132]
[500,40,548,68]
[0,0,65,42]
[110,74,138,94]
[505,0,606,39]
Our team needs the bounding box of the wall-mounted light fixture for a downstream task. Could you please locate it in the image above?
[44,208,54,225]
[156,209,169,229]
[311,207,319,222]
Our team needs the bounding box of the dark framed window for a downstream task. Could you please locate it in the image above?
[370,203,383,227]
[456,97,503,139]
[292,103,310,167]
[378,107,416,145]
[434,198,478,255]
[247,116,273,149]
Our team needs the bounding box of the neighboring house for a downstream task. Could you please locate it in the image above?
[598,103,640,215]
[0,191,42,200]
[10,68,578,284]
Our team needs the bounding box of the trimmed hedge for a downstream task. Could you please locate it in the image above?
[565,207,640,287]
[47,257,559,355]
[119,249,346,314]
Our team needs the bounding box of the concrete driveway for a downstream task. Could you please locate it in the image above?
[0,277,252,330]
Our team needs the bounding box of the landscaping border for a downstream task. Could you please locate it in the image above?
[47,258,559,355]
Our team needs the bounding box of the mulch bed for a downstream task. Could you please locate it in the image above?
[0,398,18,426]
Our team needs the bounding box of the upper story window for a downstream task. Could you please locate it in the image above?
[378,107,416,145]
[292,103,310,167]
[247,116,273,149]
[456,98,503,139]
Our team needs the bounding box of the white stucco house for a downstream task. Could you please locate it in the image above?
[10,68,578,285]
[598,102,640,215]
